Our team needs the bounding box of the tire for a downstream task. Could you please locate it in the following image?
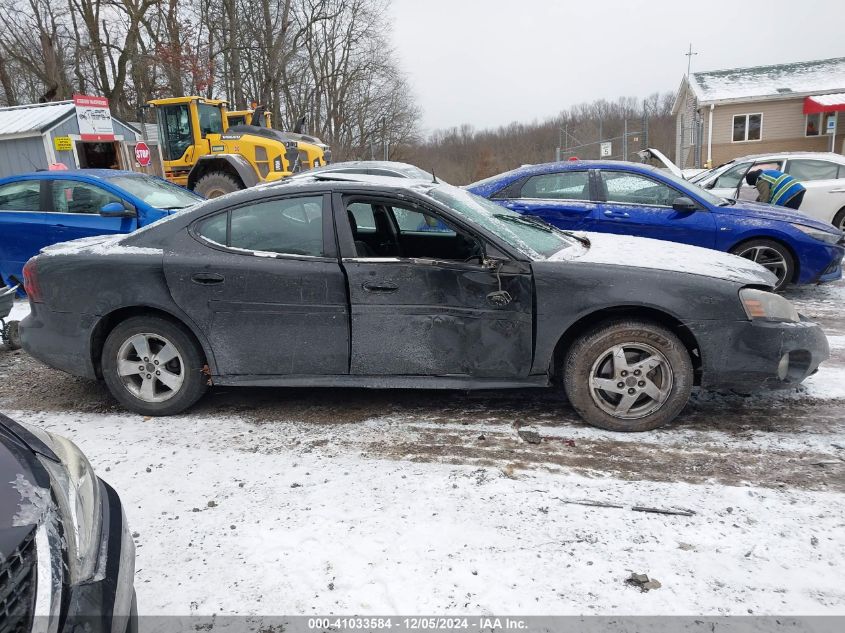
[832,207,845,231]
[729,239,795,292]
[193,172,242,199]
[563,319,694,432]
[101,316,207,416]
[5,320,21,350]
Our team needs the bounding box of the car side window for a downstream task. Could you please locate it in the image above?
[197,196,324,256]
[786,159,841,181]
[392,207,456,235]
[600,172,678,207]
[51,180,122,214]
[520,171,590,200]
[0,181,41,211]
[348,202,377,233]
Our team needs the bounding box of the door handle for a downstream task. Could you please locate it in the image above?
[505,202,529,211]
[603,210,630,218]
[362,282,398,293]
[191,272,225,285]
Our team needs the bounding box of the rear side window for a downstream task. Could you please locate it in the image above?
[197,196,324,256]
[0,181,41,211]
[786,159,842,181]
[520,171,590,200]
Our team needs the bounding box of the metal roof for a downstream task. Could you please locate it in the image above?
[0,101,76,138]
[688,57,845,105]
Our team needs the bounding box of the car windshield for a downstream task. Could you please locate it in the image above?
[654,168,727,206]
[107,174,201,209]
[688,166,719,184]
[428,185,578,260]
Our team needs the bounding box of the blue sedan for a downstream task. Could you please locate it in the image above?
[467,161,845,290]
[0,169,201,289]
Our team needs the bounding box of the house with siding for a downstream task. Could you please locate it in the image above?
[673,57,845,170]
[0,100,141,179]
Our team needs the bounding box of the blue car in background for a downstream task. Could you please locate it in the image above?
[468,161,845,290]
[0,169,201,289]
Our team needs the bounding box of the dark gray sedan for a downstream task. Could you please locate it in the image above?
[19,174,829,431]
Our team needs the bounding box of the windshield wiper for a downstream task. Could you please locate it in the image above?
[494,213,590,247]
[495,213,553,232]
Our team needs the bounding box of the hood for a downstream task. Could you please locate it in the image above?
[636,148,683,178]
[552,232,777,287]
[719,199,841,232]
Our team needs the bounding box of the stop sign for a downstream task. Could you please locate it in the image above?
[134,141,151,167]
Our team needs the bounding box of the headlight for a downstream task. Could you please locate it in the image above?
[739,288,800,323]
[791,223,842,244]
[26,426,102,584]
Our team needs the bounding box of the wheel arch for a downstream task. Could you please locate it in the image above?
[727,235,800,283]
[550,305,702,385]
[187,155,256,191]
[90,305,215,379]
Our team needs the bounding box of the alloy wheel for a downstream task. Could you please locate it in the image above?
[735,245,788,284]
[588,342,673,419]
[116,333,185,403]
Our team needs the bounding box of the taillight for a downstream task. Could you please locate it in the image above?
[22,258,43,303]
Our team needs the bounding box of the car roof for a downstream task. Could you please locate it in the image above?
[476,160,666,183]
[0,169,141,181]
[718,151,845,164]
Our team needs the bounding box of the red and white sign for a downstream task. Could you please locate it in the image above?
[73,94,114,141]
[134,141,152,167]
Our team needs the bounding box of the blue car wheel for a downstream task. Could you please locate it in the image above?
[729,239,795,291]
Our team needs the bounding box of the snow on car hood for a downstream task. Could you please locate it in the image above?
[40,234,162,257]
[551,232,777,286]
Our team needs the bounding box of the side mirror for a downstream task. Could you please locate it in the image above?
[100,202,135,218]
[672,196,698,212]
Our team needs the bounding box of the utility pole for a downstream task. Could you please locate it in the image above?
[685,43,698,78]
[623,119,628,160]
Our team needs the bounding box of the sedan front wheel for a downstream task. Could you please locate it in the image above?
[730,239,794,291]
[563,320,693,432]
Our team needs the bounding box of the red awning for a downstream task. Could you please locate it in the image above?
[804,93,845,114]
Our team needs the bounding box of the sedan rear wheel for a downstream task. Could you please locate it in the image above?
[102,316,207,415]
[730,239,794,291]
[563,320,693,432]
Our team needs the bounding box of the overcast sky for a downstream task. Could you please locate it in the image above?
[387,0,845,134]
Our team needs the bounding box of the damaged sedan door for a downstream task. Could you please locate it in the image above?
[336,194,534,378]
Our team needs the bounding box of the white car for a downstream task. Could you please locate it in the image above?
[688,152,845,229]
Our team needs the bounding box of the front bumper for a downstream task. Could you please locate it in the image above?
[687,316,829,390]
[60,480,136,633]
[796,239,844,284]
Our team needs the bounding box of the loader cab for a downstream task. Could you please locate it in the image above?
[226,109,272,129]
[149,97,228,185]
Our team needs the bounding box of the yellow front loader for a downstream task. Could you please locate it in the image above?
[147,96,329,198]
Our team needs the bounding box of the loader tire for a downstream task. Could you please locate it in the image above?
[194,172,242,199]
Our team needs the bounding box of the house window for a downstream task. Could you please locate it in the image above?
[732,113,762,142]
[806,112,838,137]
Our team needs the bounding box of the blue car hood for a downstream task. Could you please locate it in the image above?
[717,199,838,232]
[551,232,778,287]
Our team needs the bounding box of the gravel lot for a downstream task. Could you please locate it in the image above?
[2,283,844,615]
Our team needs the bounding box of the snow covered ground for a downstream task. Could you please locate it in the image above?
[2,284,845,617]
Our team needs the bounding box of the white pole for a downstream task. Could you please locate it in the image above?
[707,104,714,167]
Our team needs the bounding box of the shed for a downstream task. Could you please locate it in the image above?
[0,100,141,179]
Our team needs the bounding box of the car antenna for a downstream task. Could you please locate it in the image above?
[431,169,439,184]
